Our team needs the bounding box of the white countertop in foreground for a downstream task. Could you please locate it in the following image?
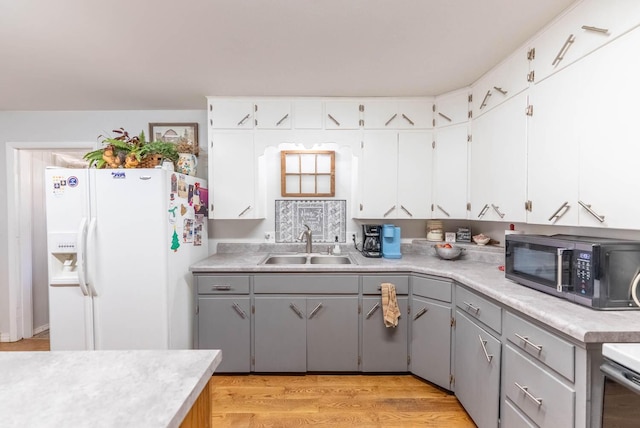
[0,349,222,428]
[191,242,640,344]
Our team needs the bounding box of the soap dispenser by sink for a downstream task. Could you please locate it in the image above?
[332,236,341,255]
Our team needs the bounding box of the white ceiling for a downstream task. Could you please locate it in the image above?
[0,0,576,111]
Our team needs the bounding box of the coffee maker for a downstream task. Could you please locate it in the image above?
[361,224,382,258]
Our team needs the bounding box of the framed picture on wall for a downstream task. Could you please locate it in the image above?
[148,122,199,153]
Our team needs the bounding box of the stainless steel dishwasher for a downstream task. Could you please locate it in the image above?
[601,343,640,427]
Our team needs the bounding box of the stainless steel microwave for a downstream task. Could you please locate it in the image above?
[505,234,640,310]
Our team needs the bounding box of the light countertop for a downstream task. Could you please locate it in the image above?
[0,349,221,428]
[191,241,640,344]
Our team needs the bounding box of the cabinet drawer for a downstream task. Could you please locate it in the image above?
[502,399,536,428]
[254,275,359,294]
[504,345,575,428]
[362,275,409,295]
[505,312,575,382]
[455,286,502,334]
[412,275,451,302]
[197,275,250,294]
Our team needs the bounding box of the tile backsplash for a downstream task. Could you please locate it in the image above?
[275,200,346,243]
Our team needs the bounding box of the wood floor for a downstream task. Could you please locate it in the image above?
[2,335,475,427]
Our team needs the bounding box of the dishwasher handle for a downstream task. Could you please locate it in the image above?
[601,361,640,395]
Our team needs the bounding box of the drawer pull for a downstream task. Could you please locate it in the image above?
[385,113,398,126]
[478,335,493,363]
[514,382,543,406]
[413,307,428,320]
[401,114,415,126]
[383,205,396,217]
[491,204,505,219]
[400,205,413,217]
[366,302,380,319]
[289,303,304,319]
[211,285,231,291]
[552,34,575,66]
[238,205,252,217]
[237,113,251,126]
[548,201,570,222]
[464,301,481,314]
[581,25,608,34]
[477,203,489,218]
[232,303,247,319]
[514,333,543,352]
[327,114,340,126]
[436,205,451,217]
[275,113,289,126]
[308,303,323,319]
[578,200,605,223]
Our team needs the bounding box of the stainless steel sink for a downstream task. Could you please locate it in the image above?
[260,254,354,265]
[309,256,351,264]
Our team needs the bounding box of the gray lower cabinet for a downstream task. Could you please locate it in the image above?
[253,296,359,372]
[197,296,251,372]
[454,310,501,428]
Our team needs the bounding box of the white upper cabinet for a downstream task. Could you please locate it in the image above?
[469,92,528,223]
[208,99,255,129]
[471,46,531,119]
[433,124,469,220]
[324,101,361,129]
[293,99,323,129]
[434,89,470,127]
[530,0,640,84]
[362,99,433,129]
[255,100,292,129]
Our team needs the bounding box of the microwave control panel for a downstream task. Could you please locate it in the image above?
[574,251,593,296]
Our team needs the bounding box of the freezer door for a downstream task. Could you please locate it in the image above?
[89,169,169,349]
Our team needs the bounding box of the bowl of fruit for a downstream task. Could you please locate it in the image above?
[433,243,465,260]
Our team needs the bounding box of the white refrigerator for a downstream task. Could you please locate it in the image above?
[44,167,209,351]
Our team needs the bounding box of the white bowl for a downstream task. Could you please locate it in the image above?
[473,235,491,246]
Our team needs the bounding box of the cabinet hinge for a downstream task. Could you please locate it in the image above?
[432,104,436,112]
[431,203,434,212]
[466,202,471,211]
[359,119,365,127]
[407,355,411,365]
[195,305,199,315]
[358,356,361,366]
[361,141,364,149]
[468,110,473,119]
[432,118,436,127]
[525,200,533,212]
[252,357,255,365]
[527,70,535,83]
[450,317,456,327]
[359,203,363,211]
[527,47,536,60]
[252,305,255,314]
[526,105,534,116]
[359,104,364,112]
[358,304,361,314]
[210,203,214,213]
[467,134,472,143]
[468,94,473,103]
[254,104,258,112]
[432,141,436,149]
[450,374,455,387]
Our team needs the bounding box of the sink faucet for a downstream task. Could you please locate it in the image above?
[297,224,313,253]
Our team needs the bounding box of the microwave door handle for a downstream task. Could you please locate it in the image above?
[557,248,568,293]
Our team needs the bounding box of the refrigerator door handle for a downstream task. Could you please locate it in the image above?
[76,218,89,296]
[86,217,98,296]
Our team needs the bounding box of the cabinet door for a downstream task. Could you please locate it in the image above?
[397,132,433,219]
[255,100,292,129]
[470,92,528,222]
[454,310,501,428]
[435,89,470,127]
[324,101,361,129]
[197,297,251,373]
[410,297,451,390]
[433,124,469,219]
[254,297,307,372]
[293,99,323,129]
[306,297,359,371]
[362,100,399,129]
[396,100,434,129]
[361,296,409,372]
[357,131,398,218]
[210,132,258,219]
[531,0,640,83]
[208,99,254,129]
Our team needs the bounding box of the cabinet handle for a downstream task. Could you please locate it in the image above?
[383,206,396,217]
[401,114,414,126]
[491,204,505,219]
[366,302,380,319]
[327,114,340,126]
[211,285,231,291]
[464,301,481,314]
[478,335,494,363]
[552,34,575,66]
[581,25,609,34]
[437,112,452,122]
[237,114,251,126]
[232,302,247,319]
[514,333,543,352]
[578,200,605,223]
[289,303,304,319]
[400,205,413,217]
[238,205,252,217]
[275,113,289,126]
[385,113,398,126]
[480,90,492,109]
[308,303,323,319]
[548,201,570,222]
[493,86,508,96]
[514,382,543,406]
[436,205,451,217]
[477,204,489,219]
[413,307,428,320]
